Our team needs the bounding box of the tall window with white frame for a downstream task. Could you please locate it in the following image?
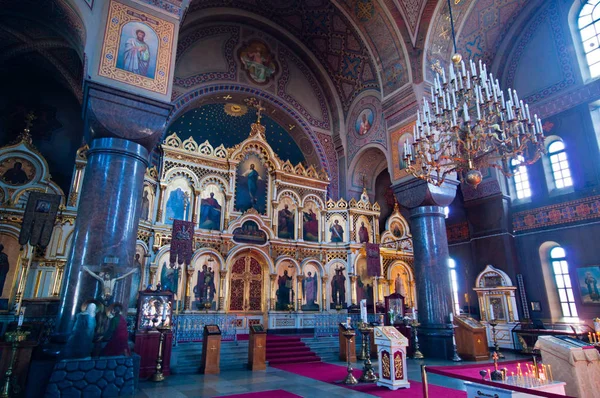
[548,140,573,189]
[579,0,600,78]
[448,258,460,315]
[550,246,578,319]
[511,156,532,199]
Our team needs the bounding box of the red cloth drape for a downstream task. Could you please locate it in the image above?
[366,243,381,277]
[170,220,194,266]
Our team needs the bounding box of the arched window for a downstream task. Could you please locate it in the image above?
[579,1,600,78]
[550,247,578,318]
[448,258,460,315]
[548,141,573,189]
[511,156,531,199]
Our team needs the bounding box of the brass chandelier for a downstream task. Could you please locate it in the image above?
[403,2,545,188]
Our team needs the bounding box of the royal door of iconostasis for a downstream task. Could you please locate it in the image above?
[228,253,265,312]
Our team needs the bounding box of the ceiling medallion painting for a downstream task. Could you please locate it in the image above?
[224,103,248,117]
[238,40,278,85]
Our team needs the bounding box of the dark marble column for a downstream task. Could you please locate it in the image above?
[393,177,458,360]
[56,82,171,335]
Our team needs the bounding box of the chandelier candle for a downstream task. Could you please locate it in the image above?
[403,56,546,187]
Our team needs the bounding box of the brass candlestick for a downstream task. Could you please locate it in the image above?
[152,325,171,382]
[342,329,358,385]
[488,320,504,359]
[358,324,377,383]
[0,328,30,398]
[411,320,424,359]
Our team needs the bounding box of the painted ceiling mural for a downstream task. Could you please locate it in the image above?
[426,0,532,82]
[187,0,381,113]
[173,24,331,130]
[165,103,308,166]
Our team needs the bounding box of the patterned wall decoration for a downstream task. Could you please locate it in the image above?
[173,25,331,131]
[512,195,600,232]
[393,0,425,43]
[426,0,529,82]
[503,0,576,104]
[187,0,380,113]
[390,122,415,181]
[315,131,338,199]
[347,95,386,162]
[461,179,501,202]
[98,0,175,95]
[277,47,331,130]
[174,25,239,88]
[349,147,388,193]
[425,0,470,81]
[337,0,409,95]
[447,222,470,244]
[456,0,528,65]
[530,78,600,119]
[136,0,185,18]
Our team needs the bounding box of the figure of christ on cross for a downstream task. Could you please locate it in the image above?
[82,266,138,303]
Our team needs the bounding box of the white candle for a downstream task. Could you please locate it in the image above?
[450,312,454,323]
[347,317,352,327]
[17,307,25,327]
[513,89,519,106]
[489,304,495,321]
[476,103,481,121]
[412,307,416,319]
[162,304,167,321]
[463,102,470,122]
[461,60,466,76]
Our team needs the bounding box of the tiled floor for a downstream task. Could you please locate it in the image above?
[135,351,527,398]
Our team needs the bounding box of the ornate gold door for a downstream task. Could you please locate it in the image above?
[229,255,263,312]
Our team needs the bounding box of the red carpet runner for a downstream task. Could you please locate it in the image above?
[266,336,321,365]
[273,362,466,397]
[220,390,302,398]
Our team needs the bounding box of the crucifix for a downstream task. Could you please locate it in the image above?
[245,97,265,124]
[82,264,138,302]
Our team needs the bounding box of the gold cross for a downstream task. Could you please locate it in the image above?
[209,345,217,351]
[223,95,232,100]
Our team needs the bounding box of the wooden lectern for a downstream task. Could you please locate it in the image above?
[338,323,356,362]
[248,324,266,371]
[201,325,221,374]
[454,316,489,361]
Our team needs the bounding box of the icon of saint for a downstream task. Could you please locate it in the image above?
[122,29,150,76]
[2,162,29,185]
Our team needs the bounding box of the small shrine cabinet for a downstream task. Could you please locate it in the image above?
[474,265,519,349]
[374,326,410,391]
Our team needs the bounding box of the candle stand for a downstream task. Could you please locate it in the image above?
[410,320,424,359]
[358,323,377,383]
[151,325,171,382]
[342,329,358,385]
[0,328,30,398]
[488,319,504,359]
